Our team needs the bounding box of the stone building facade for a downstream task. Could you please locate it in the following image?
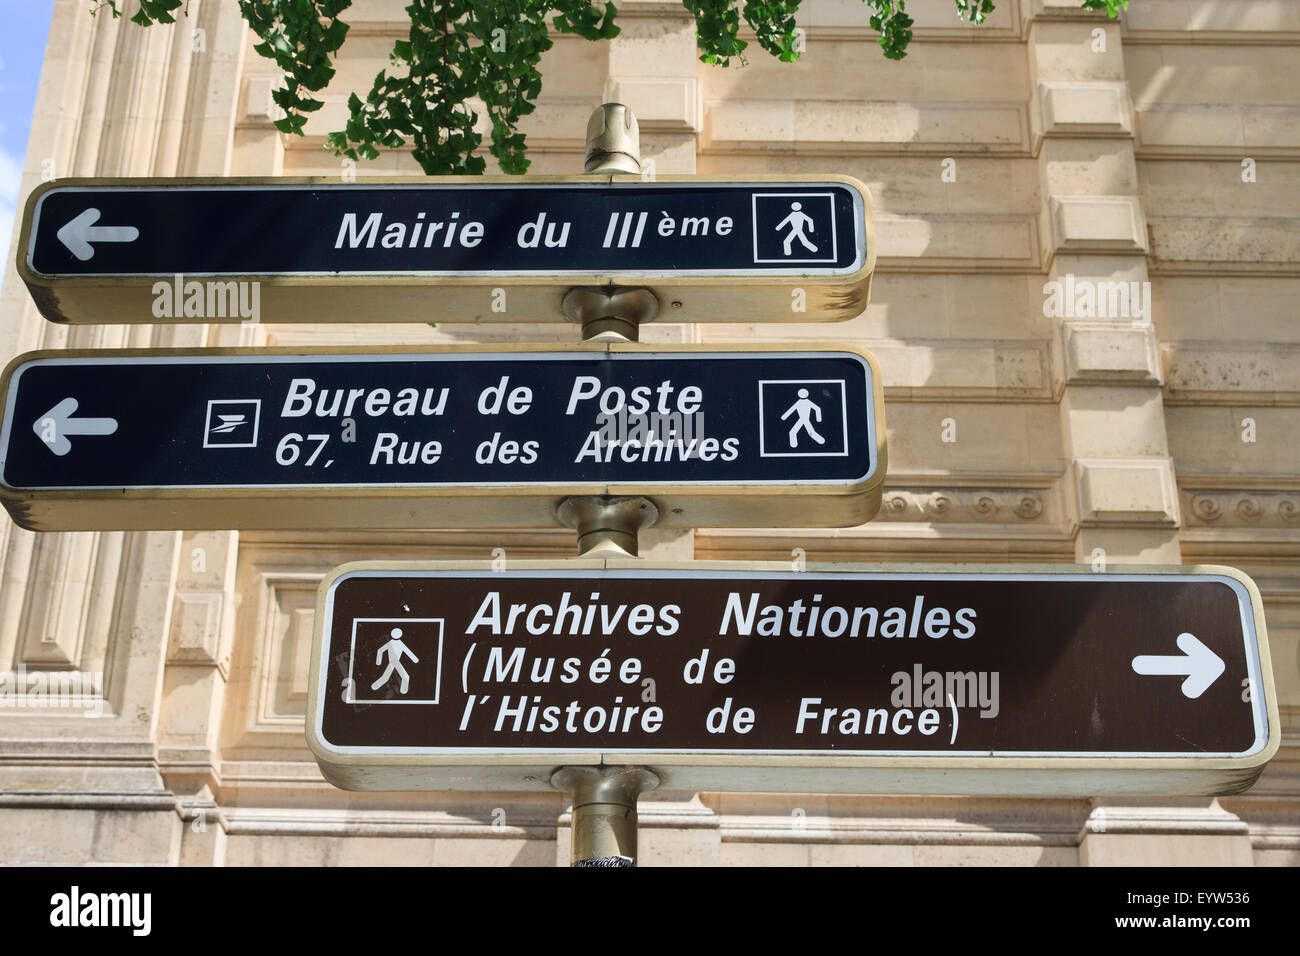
[0,0,1296,865]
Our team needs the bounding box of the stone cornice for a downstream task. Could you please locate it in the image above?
[1182,490,1300,529]
[879,488,1049,523]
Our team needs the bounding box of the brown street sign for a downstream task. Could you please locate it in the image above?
[18,175,875,325]
[0,343,885,532]
[306,561,1279,797]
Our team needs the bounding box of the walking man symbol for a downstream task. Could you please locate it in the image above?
[781,388,825,448]
[371,627,419,695]
[776,201,819,256]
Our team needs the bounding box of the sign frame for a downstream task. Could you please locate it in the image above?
[17,174,876,326]
[304,559,1280,797]
[0,342,888,532]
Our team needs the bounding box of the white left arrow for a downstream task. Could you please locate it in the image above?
[1131,632,1225,700]
[33,398,118,457]
[55,208,140,261]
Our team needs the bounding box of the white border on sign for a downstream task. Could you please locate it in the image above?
[757,378,850,458]
[315,569,1271,761]
[0,351,878,490]
[28,182,866,278]
[750,191,839,264]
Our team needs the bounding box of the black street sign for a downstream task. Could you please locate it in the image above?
[307,561,1279,796]
[18,176,875,325]
[0,345,886,531]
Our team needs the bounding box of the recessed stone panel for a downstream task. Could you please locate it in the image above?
[1063,321,1162,384]
[1050,196,1148,252]
[1040,82,1133,137]
[1074,458,1181,526]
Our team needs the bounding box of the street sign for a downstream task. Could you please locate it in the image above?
[0,344,886,532]
[18,176,875,325]
[306,561,1279,796]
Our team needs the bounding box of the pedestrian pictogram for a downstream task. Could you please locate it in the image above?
[780,388,825,448]
[371,627,420,695]
[344,617,443,705]
[776,202,819,256]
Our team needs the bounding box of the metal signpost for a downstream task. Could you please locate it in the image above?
[0,344,886,533]
[4,102,1280,868]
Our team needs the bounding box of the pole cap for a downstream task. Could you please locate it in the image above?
[585,103,641,175]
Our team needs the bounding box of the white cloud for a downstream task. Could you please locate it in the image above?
[0,146,22,272]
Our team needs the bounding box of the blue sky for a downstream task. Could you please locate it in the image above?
[0,1,55,268]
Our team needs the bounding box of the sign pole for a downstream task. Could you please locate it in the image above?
[556,495,658,558]
[551,767,660,867]
[564,287,658,344]
[565,104,656,344]
[548,106,669,559]
[550,108,660,865]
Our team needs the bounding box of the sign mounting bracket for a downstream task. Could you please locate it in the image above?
[551,766,660,867]
[563,286,659,343]
[556,494,659,558]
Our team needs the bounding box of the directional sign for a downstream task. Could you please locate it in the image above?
[0,344,886,532]
[306,562,1279,796]
[18,176,875,325]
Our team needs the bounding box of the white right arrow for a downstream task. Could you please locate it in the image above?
[33,397,118,457]
[1131,632,1225,699]
[55,208,140,261]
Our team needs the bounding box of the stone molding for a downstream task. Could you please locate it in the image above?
[225,806,560,839]
[718,813,1080,846]
[878,488,1049,523]
[1025,0,1108,20]
[1184,490,1300,528]
[1079,800,1251,839]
